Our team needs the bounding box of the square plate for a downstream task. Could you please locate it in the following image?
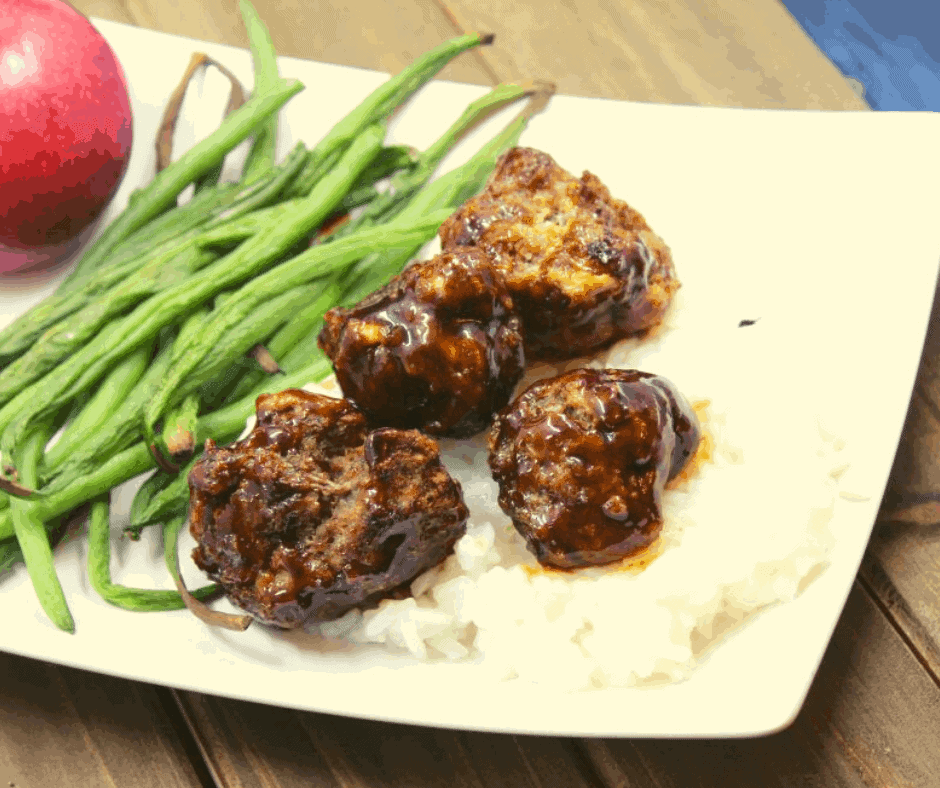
[1,19,939,738]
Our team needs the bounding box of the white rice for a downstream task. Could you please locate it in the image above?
[300,298,850,691]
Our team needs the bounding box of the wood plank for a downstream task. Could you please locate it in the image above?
[579,583,940,788]
[73,0,492,86]
[438,0,867,106]
[864,275,940,678]
[174,690,603,788]
[0,652,211,788]
[73,0,866,107]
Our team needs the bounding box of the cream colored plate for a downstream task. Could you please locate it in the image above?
[1,19,939,737]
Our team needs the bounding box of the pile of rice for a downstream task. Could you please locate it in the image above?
[303,310,850,691]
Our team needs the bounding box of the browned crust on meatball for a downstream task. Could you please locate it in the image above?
[319,248,525,438]
[189,389,468,627]
[440,147,678,360]
[488,369,700,569]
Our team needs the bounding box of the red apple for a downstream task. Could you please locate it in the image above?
[0,0,133,274]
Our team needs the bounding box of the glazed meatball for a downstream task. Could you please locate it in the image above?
[318,248,525,438]
[188,389,468,627]
[488,369,700,569]
[439,147,678,360]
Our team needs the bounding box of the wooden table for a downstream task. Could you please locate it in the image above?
[4,1,940,785]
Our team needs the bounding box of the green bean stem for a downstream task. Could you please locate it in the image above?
[161,394,200,462]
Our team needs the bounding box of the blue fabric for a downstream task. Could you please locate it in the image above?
[781,0,940,110]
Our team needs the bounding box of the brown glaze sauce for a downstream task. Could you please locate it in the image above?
[523,397,712,578]
[439,147,679,361]
[319,248,525,439]
[188,389,468,627]
[667,399,713,489]
[488,369,701,570]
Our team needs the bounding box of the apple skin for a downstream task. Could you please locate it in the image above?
[0,0,133,274]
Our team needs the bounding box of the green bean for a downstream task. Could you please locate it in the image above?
[226,87,532,399]
[87,498,217,611]
[240,0,280,180]
[287,32,491,198]
[325,147,419,215]
[0,352,336,543]
[0,538,22,575]
[161,392,200,462]
[0,241,216,410]
[196,199,303,248]
[213,279,341,404]
[143,205,452,443]
[9,428,74,632]
[128,471,173,535]
[1,219,209,366]
[203,141,307,230]
[325,82,530,244]
[162,515,192,602]
[42,307,208,486]
[354,144,418,185]
[128,466,191,535]
[30,207,436,497]
[42,343,153,471]
[0,125,386,457]
[62,77,305,291]
[156,284,312,420]
[44,277,298,482]
[13,168,295,346]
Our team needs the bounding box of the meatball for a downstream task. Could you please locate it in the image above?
[488,369,700,569]
[188,389,468,627]
[318,248,525,438]
[439,147,678,360]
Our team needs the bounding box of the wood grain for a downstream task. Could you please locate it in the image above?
[72,0,867,107]
[174,690,605,788]
[0,652,211,788]
[439,0,868,107]
[866,277,940,681]
[75,0,491,86]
